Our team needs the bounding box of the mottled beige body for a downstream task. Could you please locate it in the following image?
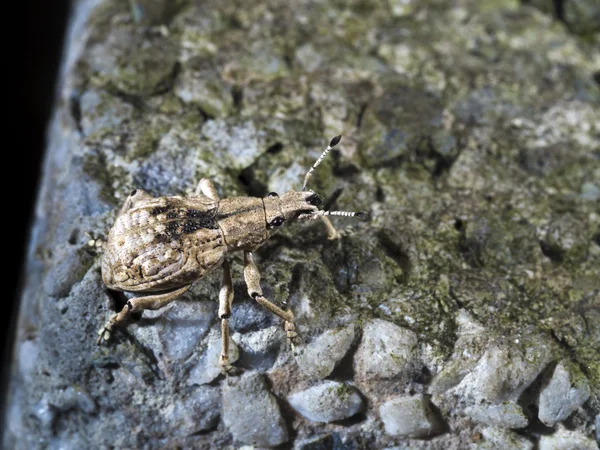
[99,178,325,370]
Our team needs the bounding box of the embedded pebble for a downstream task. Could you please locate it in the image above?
[464,402,528,429]
[379,394,438,438]
[354,319,418,380]
[542,214,589,263]
[429,309,487,394]
[18,340,39,379]
[452,338,552,403]
[473,427,534,450]
[222,372,288,447]
[187,331,239,385]
[295,324,355,379]
[174,65,233,118]
[539,427,599,450]
[539,361,590,426]
[163,386,220,435]
[152,300,215,361]
[235,326,283,371]
[32,397,56,430]
[52,386,96,414]
[288,381,364,423]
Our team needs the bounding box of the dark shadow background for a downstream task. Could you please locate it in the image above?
[3,0,71,419]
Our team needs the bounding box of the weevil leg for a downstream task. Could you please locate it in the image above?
[97,284,192,344]
[218,259,235,372]
[196,178,220,201]
[321,216,341,240]
[243,251,299,349]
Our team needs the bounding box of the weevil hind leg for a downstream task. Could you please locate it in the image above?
[218,259,236,373]
[97,284,192,344]
[243,251,300,350]
[196,178,220,201]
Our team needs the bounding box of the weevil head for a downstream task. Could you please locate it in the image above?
[262,190,323,231]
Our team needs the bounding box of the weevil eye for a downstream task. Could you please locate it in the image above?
[267,192,279,197]
[268,216,285,228]
[130,189,138,196]
[306,193,323,206]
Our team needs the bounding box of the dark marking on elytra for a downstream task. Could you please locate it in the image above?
[158,208,220,240]
[151,206,169,216]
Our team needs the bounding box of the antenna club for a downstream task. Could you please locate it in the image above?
[355,211,370,221]
[330,135,342,147]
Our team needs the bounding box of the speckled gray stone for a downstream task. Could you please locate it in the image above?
[295,324,355,379]
[288,381,364,423]
[452,338,553,403]
[222,372,288,447]
[163,386,220,435]
[187,329,239,385]
[379,394,438,438]
[539,427,600,450]
[473,427,534,450]
[464,402,528,429]
[354,319,418,380]
[539,361,590,426]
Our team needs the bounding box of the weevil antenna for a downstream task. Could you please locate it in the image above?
[302,135,342,191]
[297,209,369,221]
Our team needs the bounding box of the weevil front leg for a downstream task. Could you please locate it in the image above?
[97,284,191,344]
[218,259,235,372]
[243,251,299,349]
[321,216,341,240]
[196,178,220,201]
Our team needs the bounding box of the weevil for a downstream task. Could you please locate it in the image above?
[98,135,367,371]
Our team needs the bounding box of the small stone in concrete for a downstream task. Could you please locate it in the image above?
[379,394,438,438]
[235,326,283,371]
[288,381,364,423]
[464,402,528,429]
[354,319,418,380]
[473,427,534,450]
[453,337,552,403]
[295,324,355,379]
[156,300,215,361]
[222,372,288,447]
[539,361,590,426]
[539,427,599,450]
[164,386,220,435]
[187,331,239,385]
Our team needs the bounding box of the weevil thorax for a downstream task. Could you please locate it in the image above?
[216,190,322,251]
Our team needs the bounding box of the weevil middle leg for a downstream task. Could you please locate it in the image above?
[243,251,299,348]
[218,259,234,372]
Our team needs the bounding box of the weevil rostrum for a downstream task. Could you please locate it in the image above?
[99,135,368,371]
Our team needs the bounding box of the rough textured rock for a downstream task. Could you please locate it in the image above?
[539,361,591,426]
[295,324,355,379]
[5,0,599,448]
[354,319,419,380]
[379,394,439,438]
[222,372,288,447]
[464,402,528,429]
[473,427,534,450]
[288,381,364,423]
[163,387,220,435]
[187,329,239,385]
[538,427,600,450]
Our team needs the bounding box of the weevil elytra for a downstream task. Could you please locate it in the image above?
[98,135,367,371]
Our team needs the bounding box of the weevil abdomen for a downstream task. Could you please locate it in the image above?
[102,195,226,292]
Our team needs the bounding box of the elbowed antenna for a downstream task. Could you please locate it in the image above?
[302,135,342,191]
